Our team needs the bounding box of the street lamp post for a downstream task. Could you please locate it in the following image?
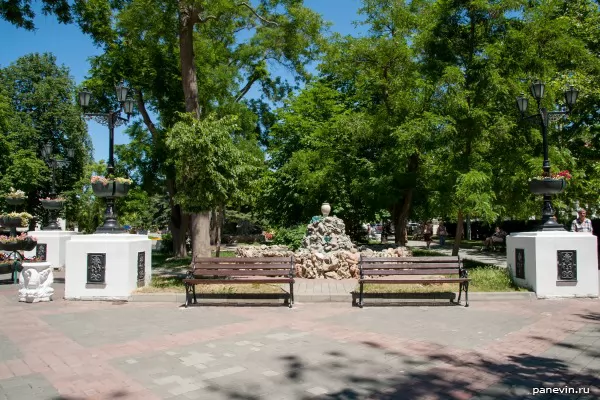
[41,143,74,198]
[516,81,579,231]
[40,143,73,230]
[79,82,135,233]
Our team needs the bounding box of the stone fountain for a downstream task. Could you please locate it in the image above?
[236,203,411,279]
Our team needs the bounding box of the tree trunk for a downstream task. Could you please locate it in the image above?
[392,188,414,246]
[190,212,211,259]
[178,2,211,258]
[210,208,218,245]
[215,205,224,257]
[166,177,188,258]
[170,205,189,257]
[178,2,200,119]
[452,210,464,256]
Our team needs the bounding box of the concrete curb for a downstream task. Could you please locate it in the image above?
[128,291,537,303]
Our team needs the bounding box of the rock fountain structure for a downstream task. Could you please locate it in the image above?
[236,204,411,279]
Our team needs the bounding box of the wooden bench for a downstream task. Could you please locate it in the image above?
[358,256,470,307]
[183,257,295,308]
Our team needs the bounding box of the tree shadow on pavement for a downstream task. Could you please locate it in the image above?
[204,312,600,400]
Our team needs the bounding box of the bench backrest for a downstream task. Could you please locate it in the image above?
[359,256,462,277]
[191,257,294,278]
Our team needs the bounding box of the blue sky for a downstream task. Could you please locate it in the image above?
[0,0,366,163]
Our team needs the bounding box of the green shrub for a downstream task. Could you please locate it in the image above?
[160,232,173,254]
[272,225,306,250]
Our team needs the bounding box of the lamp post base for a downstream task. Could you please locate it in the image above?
[42,222,62,231]
[96,196,127,234]
[535,219,566,232]
[96,224,127,234]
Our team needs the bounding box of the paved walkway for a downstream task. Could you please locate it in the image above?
[1,282,599,400]
[405,240,507,266]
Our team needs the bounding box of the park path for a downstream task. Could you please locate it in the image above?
[406,240,507,266]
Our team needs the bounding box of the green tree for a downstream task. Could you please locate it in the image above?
[0,53,90,225]
[71,0,326,257]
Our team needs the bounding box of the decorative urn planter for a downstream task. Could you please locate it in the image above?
[114,182,130,198]
[92,181,130,198]
[528,178,567,195]
[321,202,331,217]
[40,199,65,210]
[0,237,37,252]
[0,216,24,228]
[0,261,15,275]
[6,198,26,206]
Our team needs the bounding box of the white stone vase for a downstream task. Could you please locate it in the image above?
[18,261,54,303]
[321,203,331,217]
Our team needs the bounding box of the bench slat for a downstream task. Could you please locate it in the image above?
[361,263,462,270]
[193,264,292,270]
[184,278,293,284]
[361,257,459,263]
[361,269,460,276]
[192,270,292,277]
[194,257,292,263]
[359,278,469,284]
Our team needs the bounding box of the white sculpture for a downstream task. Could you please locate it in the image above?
[321,202,331,217]
[18,261,54,303]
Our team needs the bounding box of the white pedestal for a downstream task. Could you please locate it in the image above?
[25,231,80,270]
[65,234,152,300]
[507,231,599,298]
[18,261,54,303]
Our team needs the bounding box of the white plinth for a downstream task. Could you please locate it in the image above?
[18,261,54,303]
[25,231,80,269]
[65,234,152,301]
[506,231,599,298]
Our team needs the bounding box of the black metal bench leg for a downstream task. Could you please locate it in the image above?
[289,282,294,308]
[457,283,463,305]
[184,284,191,308]
[359,282,364,308]
[192,284,198,304]
[464,281,469,307]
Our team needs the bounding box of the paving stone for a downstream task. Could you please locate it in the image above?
[41,305,249,346]
[0,334,21,363]
[0,374,58,400]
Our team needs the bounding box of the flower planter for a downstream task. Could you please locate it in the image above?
[0,216,24,228]
[92,182,130,198]
[0,238,37,252]
[114,182,130,198]
[6,198,26,206]
[40,199,65,210]
[0,261,14,275]
[529,178,567,195]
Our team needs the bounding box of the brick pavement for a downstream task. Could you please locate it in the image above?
[0,281,599,400]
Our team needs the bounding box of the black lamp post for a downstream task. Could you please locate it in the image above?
[40,143,73,230]
[516,81,579,231]
[41,143,74,198]
[79,82,135,233]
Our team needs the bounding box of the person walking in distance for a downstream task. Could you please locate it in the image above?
[437,221,448,246]
[423,221,433,249]
[571,209,594,233]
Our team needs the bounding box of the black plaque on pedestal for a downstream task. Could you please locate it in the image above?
[557,250,577,281]
[515,248,525,279]
[87,253,106,284]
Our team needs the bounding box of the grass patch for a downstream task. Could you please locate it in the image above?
[152,250,237,271]
[410,248,447,257]
[358,265,528,293]
[135,275,283,294]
